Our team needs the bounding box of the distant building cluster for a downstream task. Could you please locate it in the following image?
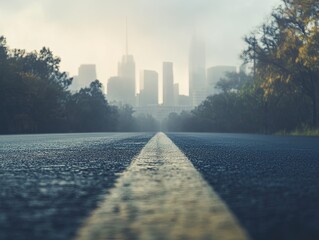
[138,70,158,107]
[69,64,97,92]
[107,54,136,105]
[69,34,239,120]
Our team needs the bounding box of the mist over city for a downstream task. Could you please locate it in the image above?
[1,0,280,94]
[1,1,319,240]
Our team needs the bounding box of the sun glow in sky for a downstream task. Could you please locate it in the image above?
[0,0,281,96]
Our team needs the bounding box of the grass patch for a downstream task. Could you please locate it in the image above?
[290,128,319,136]
[277,127,319,136]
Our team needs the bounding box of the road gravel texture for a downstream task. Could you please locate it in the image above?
[168,133,319,240]
[0,133,154,240]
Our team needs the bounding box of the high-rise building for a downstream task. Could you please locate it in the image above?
[69,75,79,91]
[178,95,191,106]
[78,64,97,84]
[174,83,179,106]
[117,55,136,105]
[70,64,97,92]
[207,66,237,95]
[189,35,207,106]
[107,21,136,106]
[163,62,174,106]
[107,76,126,103]
[139,70,158,106]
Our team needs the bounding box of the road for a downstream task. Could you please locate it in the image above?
[1,132,319,240]
[167,133,319,240]
[0,133,154,240]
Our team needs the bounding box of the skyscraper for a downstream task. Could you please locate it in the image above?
[107,20,136,106]
[107,76,126,103]
[163,62,174,106]
[189,35,207,106]
[117,54,136,105]
[174,83,179,106]
[70,64,97,92]
[139,70,158,106]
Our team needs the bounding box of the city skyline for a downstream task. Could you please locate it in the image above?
[0,0,281,98]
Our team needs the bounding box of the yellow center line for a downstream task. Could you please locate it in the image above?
[76,132,249,240]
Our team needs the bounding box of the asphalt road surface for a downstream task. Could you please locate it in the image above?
[1,132,319,240]
[0,133,154,240]
[168,133,319,240]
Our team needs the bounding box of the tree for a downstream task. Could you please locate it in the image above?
[0,37,73,133]
[116,104,136,131]
[0,36,144,134]
[13,48,72,132]
[242,0,319,127]
[135,114,159,132]
[67,80,114,132]
[216,71,252,93]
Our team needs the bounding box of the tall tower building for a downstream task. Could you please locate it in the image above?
[107,76,124,103]
[117,55,136,105]
[174,83,179,106]
[78,64,97,84]
[139,70,158,106]
[70,64,97,92]
[163,62,174,106]
[110,20,136,106]
[189,35,207,106]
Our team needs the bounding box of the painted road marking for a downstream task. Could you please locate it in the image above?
[76,132,249,240]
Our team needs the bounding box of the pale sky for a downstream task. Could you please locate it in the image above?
[0,0,281,96]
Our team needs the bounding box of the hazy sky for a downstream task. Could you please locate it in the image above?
[0,0,281,96]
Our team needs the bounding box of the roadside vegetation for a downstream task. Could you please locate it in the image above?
[164,0,319,135]
[1,0,318,135]
[277,126,319,136]
[0,37,156,134]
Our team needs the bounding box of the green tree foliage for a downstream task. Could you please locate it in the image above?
[242,0,319,127]
[165,0,318,133]
[216,71,251,93]
[0,38,72,133]
[114,104,136,132]
[0,36,144,134]
[65,80,115,132]
[164,111,200,132]
[192,72,264,133]
[135,114,160,132]
[164,69,311,133]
